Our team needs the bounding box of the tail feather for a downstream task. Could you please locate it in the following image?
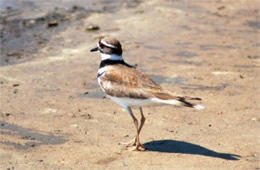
[178,97,204,110]
[152,96,204,110]
[193,104,205,110]
[152,92,204,110]
[183,96,202,100]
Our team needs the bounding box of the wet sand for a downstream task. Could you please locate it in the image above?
[0,0,259,169]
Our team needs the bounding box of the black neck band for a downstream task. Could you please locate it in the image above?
[99,59,135,68]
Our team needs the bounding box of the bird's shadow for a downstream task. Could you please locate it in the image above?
[144,140,240,161]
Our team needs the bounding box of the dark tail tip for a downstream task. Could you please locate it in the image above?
[179,97,204,110]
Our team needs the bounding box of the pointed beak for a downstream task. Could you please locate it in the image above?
[90,47,99,52]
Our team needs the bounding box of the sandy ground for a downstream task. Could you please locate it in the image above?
[0,0,259,169]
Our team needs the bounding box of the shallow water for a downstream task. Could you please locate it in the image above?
[0,0,142,66]
[0,0,141,14]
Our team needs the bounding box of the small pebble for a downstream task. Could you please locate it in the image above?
[13,83,19,87]
[86,25,100,31]
[48,20,59,27]
[13,89,18,94]
[248,55,259,59]
[217,6,225,10]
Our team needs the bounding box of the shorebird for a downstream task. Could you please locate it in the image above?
[90,37,204,151]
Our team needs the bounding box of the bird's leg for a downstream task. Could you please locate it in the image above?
[119,107,146,151]
[138,107,146,134]
[120,108,146,147]
[118,107,137,147]
[132,107,146,150]
[127,107,146,151]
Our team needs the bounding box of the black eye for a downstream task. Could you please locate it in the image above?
[99,41,105,49]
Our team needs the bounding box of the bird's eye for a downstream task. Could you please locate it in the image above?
[99,41,105,49]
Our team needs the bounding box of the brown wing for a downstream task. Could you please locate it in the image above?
[99,64,173,99]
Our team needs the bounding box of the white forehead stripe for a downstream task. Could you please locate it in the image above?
[101,40,117,49]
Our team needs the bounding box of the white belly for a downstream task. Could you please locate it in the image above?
[107,95,163,108]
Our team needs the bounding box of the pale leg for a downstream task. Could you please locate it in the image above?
[125,106,146,151]
[138,107,146,135]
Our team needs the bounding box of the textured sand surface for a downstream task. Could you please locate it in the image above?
[0,0,259,169]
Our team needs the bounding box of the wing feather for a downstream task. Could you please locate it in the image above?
[99,65,167,99]
[98,64,203,109]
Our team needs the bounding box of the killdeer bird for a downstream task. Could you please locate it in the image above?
[90,37,204,151]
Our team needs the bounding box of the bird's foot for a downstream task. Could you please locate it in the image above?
[119,137,146,151]
[128,143,146,151]
[119,137,136,147]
